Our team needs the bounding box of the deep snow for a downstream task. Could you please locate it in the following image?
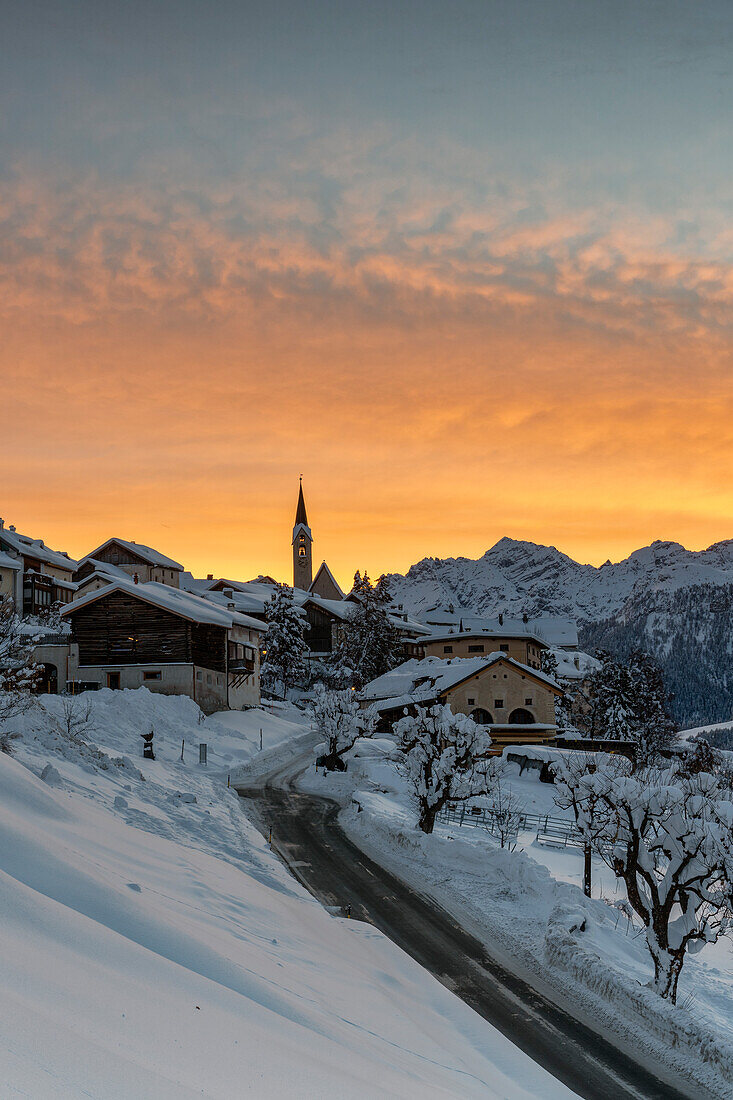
[0,689,576,1098]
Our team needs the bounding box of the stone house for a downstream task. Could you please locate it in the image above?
[422,629,547,670]
[359,654,563,752]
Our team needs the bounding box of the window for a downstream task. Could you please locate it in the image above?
[443,645,453,654]
[197,671,202,681]
[525,697,533,706]
[499,644,509,652]
[494,699,504,708]
[468,644,484,653]
[207,674,212,684]
[299,546,307,558]
[143,671,161,681]
[467,697,475,705]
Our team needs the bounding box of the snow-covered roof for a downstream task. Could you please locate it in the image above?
[0,525,77,573]
[301,594,355,621]
[79,538,184,572]
[360,654,561,707]
[0,551,21,572]
[61,576,264,631]
[425,628,547,647]
[75,560,132,588]
[420,615,576,648]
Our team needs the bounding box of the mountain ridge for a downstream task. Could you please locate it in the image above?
[385,537,733,726]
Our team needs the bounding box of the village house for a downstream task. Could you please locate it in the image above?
[359,653,563,752]
[74,538,184,589]
[0,550,23,608]
[419,610,579,652]
[422,629,547,669]
[0,519,77,615]
[62,577,263,712]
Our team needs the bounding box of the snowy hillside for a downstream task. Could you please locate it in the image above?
[386,538,733,725]
[0,689,572,1099]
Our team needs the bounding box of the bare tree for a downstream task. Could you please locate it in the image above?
[556,757,733,1002]
[395,705,492,834]
[486,761,525,850]
[55,695,95,743]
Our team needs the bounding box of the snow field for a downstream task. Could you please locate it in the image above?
[0,688,576,1098]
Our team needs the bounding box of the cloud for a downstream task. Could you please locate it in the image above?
[2,144,732,578]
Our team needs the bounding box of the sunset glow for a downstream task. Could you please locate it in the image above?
[4,1,733,585]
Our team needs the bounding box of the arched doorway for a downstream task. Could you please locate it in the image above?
[508,707,535,724]
[37,663,58,694]
[470,707,493,725]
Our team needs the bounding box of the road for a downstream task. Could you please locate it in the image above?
[236,745,700,1100]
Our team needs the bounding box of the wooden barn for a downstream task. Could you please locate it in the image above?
[61,577,263,713]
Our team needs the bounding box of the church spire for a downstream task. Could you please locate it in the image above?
[294,476,309,527]
[292,477,313,589]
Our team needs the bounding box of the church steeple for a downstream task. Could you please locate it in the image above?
[292,477,313,589]
[295,479,308,528]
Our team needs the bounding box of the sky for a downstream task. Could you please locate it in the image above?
[3,0,733,586]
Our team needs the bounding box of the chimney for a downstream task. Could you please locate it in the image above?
[207,573,214,581]
[227,602,236,611]
[498,612,504,626]
[133,572,139,584]
[224,588,234,599]
[522,612,528,624]
[9,525,15,532]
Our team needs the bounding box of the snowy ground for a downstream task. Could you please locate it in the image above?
[0,689,576,1099]
[300,739,733,1099]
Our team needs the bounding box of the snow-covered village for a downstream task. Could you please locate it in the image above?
[4,3,733,1099]
[3,483,733,1099]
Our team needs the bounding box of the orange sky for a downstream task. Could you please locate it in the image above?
[3,181,732,589]
[4,6,733,587]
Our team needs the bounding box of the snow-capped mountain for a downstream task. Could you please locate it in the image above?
[386,538,733,726]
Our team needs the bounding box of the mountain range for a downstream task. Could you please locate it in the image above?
[385,538,733,728]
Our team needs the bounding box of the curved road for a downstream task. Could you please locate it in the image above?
[236,746,701,1100]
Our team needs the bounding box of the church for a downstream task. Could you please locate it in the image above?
[291,478,344,601]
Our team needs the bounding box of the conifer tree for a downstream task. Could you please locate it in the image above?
[260,584,307,699]
[332,571,400,688]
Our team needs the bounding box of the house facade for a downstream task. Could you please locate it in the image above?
[0,550,22,607]
[62,579,263,712]
[0,519,77,615]
[422,630,547,669]
[360,654,562,752]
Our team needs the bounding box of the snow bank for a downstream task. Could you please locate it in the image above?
[302,741,733,1099]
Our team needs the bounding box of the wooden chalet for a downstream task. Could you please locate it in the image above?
[62,577,263,713]
[75,538,184,588]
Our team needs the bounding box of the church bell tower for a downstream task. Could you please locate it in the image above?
[292,478,313,590]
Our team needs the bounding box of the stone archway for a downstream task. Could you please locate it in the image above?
[508,707,535,724]
[470,707,493,725]
[37,663,59,694]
